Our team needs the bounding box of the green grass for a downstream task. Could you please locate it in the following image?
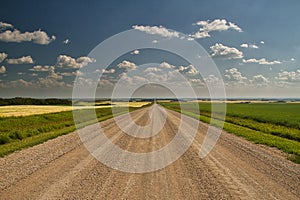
[160,102,300,164]
[0,106,147,157]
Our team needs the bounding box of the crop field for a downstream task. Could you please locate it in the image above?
[0,102,151,117]
[0,105,74,117]
[160,102,300,163]
[0,103,150,156]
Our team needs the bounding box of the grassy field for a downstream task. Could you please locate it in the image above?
[0,102,151,117]
[0,103,150,157]
[160,102,300,163]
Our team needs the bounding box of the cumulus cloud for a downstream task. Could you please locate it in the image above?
[0,66,6,73]
[0,52,8,63]
[159,62,175,69]
[59,71,83,77]
[176,65,199,76]
[210,43,243,59]
[56,55,96,68]
[101,69,115,74]
[242,58,281,65]
[132,25,179,38]
[191,19,242,39]
[189,31,210,39]
[240,43,248,48]
[277,70,300,82]
[189,78,205,86]
[144,67,162,73]
[63,39,70,44]
[117,60,137,70]
[6,56,34,64]
[0,21,13,29]
[196,19,242,32]
[240,43,259,49]
[29,65,54,72]
[0,29,55,45]
[224,68,247,82]
[204,75,221,85]
[8,79,33,88]
[130,50,139,55]
[252,74,269,85]
[260,41,265,44]
[155,62,198,76]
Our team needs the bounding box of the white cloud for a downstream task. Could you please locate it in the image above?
[252,74,269,84]
[189,78,205,86]
[210,43,243,59]
[196,19,242,32]
[59,71,83,77]
[0,29,55,45]
[144,67,162,73]
[176,65,199,76]
[56,55,96,69]
[260,41,265,44]
[119,73,148,85]
[63,39,70,44]
[224,68,247,82]
[204,75,221,85]
[191,19,242,39]
[117,60,137,70]
[277,70,300,82]
[6,56,34,64]
[190,31,210,39]
[102,69,115,74]
[29,65,54,72]
[8,79,33,88]
[130,50,139,55]
[152,40,158,43]
[0,52,8,63]
[132,25,179,38]
[242,58,281,65]
[291,58,295,61]
[159,62,175,69]
[0,66,6,73]
[30,73,38,77]
[240,43,258,49]
[240,43,248,48]
[0,21,13,29]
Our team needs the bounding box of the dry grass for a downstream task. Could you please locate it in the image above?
[0,105,73,117]
[0,102,151,117]
[113,102,151,107]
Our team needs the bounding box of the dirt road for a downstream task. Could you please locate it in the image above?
[0,104,299,199]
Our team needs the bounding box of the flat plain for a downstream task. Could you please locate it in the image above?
[0,104,299,199]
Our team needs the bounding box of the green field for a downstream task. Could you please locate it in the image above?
[160,102,300,163]
[0,106,146,157]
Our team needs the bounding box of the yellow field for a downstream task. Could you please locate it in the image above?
[0,105,73,117]
[0,102,151,117]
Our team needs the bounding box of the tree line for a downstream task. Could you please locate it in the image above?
[0,97,72,106]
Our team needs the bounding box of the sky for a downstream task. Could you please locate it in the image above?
[0,0,300,98]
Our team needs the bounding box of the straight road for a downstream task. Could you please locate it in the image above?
[0,104,299,199]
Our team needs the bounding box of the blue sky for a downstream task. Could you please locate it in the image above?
[0,0,299,98]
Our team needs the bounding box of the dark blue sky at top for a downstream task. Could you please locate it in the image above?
[0,0,300,97]
[1,0,299,59]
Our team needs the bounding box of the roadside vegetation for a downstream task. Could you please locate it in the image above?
[0,103,150,157]
[160,102,300,164]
